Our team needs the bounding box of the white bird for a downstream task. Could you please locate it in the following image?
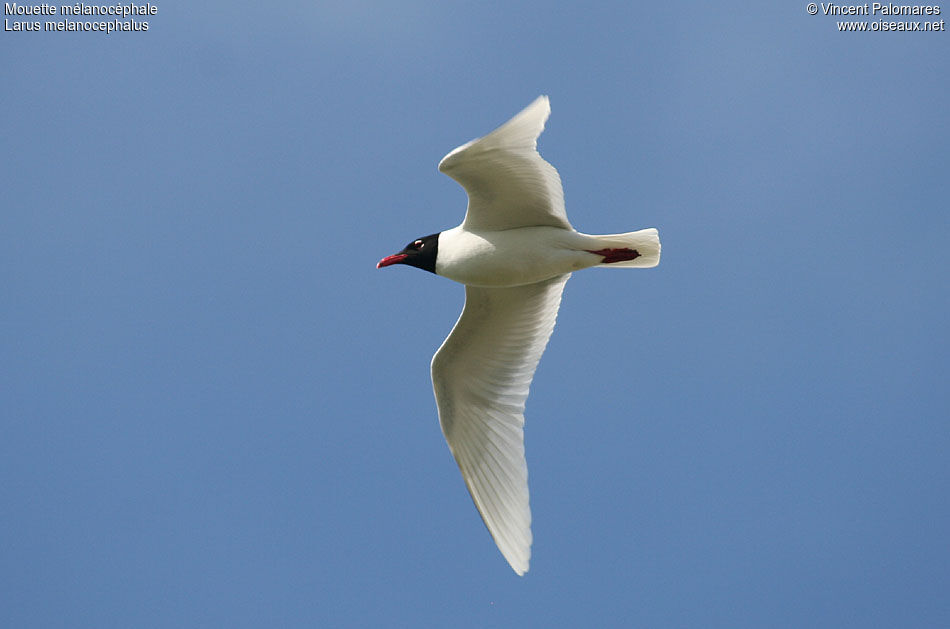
[377,96,660,575]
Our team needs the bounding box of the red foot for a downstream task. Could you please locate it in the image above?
[585,248,641,264]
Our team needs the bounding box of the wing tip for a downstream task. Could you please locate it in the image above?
[507,555,530,576]
[531,94,550,116]
[437,95,553,174]
[517,94,551,132]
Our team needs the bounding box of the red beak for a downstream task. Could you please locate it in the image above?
[376,253,408,269]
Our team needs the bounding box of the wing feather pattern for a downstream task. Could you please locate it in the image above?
[437,96,572,232]
[430,274,570,575]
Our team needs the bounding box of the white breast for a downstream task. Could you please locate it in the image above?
[435,226,599,287]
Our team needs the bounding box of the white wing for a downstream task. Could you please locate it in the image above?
[430,274,570,575]
[438,96,572,232]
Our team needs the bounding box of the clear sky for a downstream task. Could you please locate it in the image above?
[2,2,948,627]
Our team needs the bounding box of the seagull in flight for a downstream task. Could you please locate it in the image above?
[377,96,660,575]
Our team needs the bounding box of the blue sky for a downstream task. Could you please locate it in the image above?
[2,2,948,627]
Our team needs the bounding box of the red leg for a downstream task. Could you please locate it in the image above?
[585,248,641,264]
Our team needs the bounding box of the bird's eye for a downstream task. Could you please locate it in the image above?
[414,240,423,249]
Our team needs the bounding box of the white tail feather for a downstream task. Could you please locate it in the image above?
[587,227,661,268]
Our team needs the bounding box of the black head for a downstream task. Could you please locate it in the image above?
[377,233,439,274]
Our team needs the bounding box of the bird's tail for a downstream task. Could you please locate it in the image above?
[585,228,661,268]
